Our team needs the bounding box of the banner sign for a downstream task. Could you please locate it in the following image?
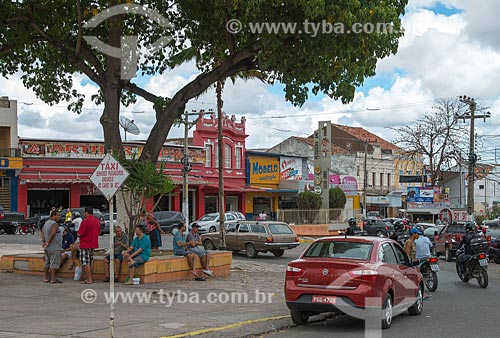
[249,156,280,185]
[20,140,206,163]
[280,157,303,180]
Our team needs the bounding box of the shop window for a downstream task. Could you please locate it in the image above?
[205,144,212,167]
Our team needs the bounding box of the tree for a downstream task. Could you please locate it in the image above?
[329,187,346,209]
[297,191,322,223]
[0,0,408,163]
[389,99,469,186]
[120,158,175,241]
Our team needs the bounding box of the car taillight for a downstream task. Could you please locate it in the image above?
[0,212,4,219]
[385,225,389,230]
[286,265,304,277]
[428,257,439,264]
[266,237,274,243]
[350,270,377,282]
[479,253,486,260]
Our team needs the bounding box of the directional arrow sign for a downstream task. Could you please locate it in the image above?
[90,153,129,200]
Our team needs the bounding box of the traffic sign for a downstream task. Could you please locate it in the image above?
[314,186,322,194]
[90,153,129,200]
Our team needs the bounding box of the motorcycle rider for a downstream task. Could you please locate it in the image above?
[415,225,433,260]
[457,222,478,274]
[405,227,421,263]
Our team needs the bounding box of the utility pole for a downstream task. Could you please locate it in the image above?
[182,109,190,230]
[216,80,226,250]
[363,141,368,217]
[457,96,491,220]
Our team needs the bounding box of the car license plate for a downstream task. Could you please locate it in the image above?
[430,264,439,272]
[312,295,337,305]
[479,259,488,267]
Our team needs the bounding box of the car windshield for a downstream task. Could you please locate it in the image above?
[424,227,440,236]
[268,223,293,234]
[448,225,466,233]
[198,214,218,221]
[304,241,372,260]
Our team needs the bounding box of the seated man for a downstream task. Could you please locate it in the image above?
[60,227,77,270]
[186,224,213,277]
[103,225,128,282]
[122,225,151,285]
[173,221,198,278]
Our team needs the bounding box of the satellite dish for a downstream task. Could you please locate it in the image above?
[119,116,140,141]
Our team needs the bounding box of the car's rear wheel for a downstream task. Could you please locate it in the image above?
[245,243,258,258]
[408,286,424,316]
[203,240,216,251]
[445,248,452,262]
[290,309,309,325]
[381,294,393,329]
[273,249,285,257]
[209,226,217,233]
[376,230,384,238]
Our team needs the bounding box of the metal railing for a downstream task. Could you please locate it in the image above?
[277,208,361,225]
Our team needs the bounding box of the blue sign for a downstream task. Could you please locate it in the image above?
[407,187,434,203]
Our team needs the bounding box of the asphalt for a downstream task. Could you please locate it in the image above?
[0,243,295,338]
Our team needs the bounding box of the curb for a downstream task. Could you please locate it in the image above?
[299,237,316,243]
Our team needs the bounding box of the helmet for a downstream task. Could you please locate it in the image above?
[465,222,476,232]
[415,224,425,234]
[73,211,81,218]
[409,227,422,235]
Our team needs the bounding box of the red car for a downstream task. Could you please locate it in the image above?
[285,237,424,329]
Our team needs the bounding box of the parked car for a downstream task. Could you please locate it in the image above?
[0,204,4,220]
[366,211,380,219]
[228,211,246,221]
[201,221,300,257]
[483,219,500,229]
[489,233,500,264]
[434,222,467,262]
[102,212,117,234]
[152,211,185,234]
[285,237,424,328]
[190,212,239,234]
[364,219,394,237]
[0,212,27,234]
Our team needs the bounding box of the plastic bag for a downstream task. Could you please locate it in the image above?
[73,266,82,281]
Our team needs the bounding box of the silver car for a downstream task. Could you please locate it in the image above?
[190,212,239,234]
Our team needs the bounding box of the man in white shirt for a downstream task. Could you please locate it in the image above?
[72,212,83,232]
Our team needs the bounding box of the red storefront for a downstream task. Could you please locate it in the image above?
[17,114,250,222]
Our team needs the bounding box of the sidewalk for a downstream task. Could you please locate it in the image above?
[0,244,292,338]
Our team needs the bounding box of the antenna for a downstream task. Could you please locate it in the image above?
[119,116,140,141]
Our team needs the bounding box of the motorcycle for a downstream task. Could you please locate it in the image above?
[455,246,489,288]
[418,256,439,291]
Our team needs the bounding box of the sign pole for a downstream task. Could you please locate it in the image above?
[109,197,115,338]
[89,153,129,338]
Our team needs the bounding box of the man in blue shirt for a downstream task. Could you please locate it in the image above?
[173,221,198,277]
[415,227,433,260]
[122,224,151,285]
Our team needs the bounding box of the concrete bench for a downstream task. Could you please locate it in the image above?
[0,250,232,284]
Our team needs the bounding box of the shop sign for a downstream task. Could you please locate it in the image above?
[249,156,280,185]
[20,140,205,163]
[280,157,302,180]
[0,157,23,169]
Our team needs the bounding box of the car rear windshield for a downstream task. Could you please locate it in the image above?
[448,225,466,233]
[268,223,293,234]
[303,241,372,260]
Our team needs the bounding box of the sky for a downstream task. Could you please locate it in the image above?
[3,0,500,163]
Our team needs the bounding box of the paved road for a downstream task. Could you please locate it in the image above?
[256,260,500,338]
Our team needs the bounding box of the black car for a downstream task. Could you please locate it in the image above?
[0,212,26,234]
[364,219,394,237]
[152,211,185,233]
[487,229,500,264]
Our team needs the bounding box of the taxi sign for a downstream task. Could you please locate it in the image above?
[90,153,129,200]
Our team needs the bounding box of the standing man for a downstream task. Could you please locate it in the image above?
[186,224,212,277]
[103,225,128,282]
[77,206,101,284]
[40,210,63,283]
[405,227,421,263]
[122,225,151,285]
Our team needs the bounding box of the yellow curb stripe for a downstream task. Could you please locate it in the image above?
[299,239,314,243]
[158,315,290,338]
